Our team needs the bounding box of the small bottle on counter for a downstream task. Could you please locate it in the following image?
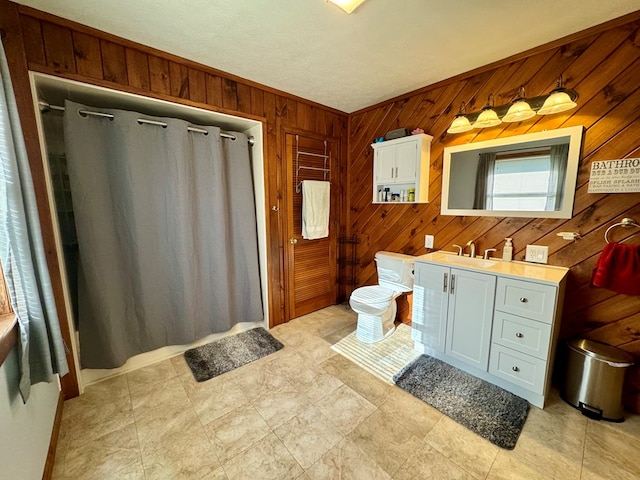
[407,188,415,202]
[502,238,513,261]
[378,189,384,202]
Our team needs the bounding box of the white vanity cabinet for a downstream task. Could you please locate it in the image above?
[411,252,568,408]
[372,134,432,203]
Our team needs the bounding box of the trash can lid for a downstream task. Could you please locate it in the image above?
[567,339,635,367]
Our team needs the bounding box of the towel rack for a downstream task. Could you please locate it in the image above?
[604,217,640,243]
[295,135,330,193]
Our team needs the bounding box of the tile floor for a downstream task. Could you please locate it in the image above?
[52,305,640,479]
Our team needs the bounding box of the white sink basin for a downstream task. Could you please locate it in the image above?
[443,254,498,268]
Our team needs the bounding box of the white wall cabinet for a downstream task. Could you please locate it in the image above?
[372,133,432,203]
[411,251,568,408]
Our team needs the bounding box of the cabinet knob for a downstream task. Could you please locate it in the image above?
[515,332,524,338]
[519,297,528,303]
[512,366,520,372]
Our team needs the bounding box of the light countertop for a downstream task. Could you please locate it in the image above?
[415,251,569,285]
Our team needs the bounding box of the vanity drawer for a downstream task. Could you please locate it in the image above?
[495,278,557,323]
[489,344,546,394]
[492,312,552,360]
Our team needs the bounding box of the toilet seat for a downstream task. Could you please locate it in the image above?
[350,285,394,303]
[350,286,395,315]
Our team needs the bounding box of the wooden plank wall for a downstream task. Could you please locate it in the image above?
[347,15,640,410]
[8,3,347,333]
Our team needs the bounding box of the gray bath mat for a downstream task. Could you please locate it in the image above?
[393,355,529,449]
[184,327,283,382]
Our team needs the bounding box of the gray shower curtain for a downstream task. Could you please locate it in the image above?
[63,100,263,369]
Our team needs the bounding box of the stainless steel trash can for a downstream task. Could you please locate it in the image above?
[562,339,635,422]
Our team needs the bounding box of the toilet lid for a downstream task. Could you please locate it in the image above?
[351,285,395,303]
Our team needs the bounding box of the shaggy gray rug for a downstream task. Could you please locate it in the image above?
[184,328,283,382]
[393,355,529,449]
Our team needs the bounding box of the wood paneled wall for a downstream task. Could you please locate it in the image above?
[347,14,640,410]
[1,1,347,397]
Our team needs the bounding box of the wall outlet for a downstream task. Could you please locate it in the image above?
[526,245,549,264]
[425,234,434,249]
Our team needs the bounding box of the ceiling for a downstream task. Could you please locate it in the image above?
[15,0,639,113]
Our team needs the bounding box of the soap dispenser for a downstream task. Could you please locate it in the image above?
[503,238,513,262]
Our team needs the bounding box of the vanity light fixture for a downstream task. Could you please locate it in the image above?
[446,102,473,134]
[537,76,578,115]
[446,78,579,134]
[473,95,501,129]
[502,86,536,123]
[327,0,368,13]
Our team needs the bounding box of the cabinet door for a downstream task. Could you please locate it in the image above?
[374,145,396,184]
[394,141,418,183]
[446,268,496,370]
[411,262,449,353]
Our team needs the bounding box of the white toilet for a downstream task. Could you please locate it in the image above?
[349,251,415,343]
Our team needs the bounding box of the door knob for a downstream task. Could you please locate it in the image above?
[290,238,298,244]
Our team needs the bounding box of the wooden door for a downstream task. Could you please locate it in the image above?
[284,133,338,320]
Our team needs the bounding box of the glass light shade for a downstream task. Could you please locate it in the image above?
[537,90,577,115]
[473,108,501,128]
[447,115,473,134]
[328,0,367,13]
[502,100,536,122]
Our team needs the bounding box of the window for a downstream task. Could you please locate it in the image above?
[489,152,553,211]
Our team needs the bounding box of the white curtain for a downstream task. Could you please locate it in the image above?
[0,40,68,402]
[63,101,263,369]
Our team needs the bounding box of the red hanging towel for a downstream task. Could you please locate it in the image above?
[591,242,640,296]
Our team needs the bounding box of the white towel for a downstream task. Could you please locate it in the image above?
[302,180,330,240]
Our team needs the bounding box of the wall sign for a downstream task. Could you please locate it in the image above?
[588,158,640,193]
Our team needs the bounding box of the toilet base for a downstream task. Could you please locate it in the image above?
[355,302,397,344]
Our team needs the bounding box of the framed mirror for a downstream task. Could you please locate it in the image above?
[441,126,583,218]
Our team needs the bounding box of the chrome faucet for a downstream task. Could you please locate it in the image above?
[466,240,476,258]
[483,248,497,260]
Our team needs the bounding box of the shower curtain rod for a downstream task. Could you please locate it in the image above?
[38,101,255,146]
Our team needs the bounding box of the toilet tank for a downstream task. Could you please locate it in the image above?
[374,251,415,292]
